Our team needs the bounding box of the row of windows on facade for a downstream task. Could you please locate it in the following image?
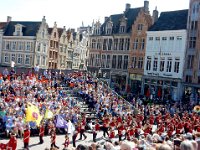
[88,54,129,70]
[186,55,200,70]
[145,57,180,73]
[3,54,46,66]
[93,23,144,35]
[91,38,130,50]
[3,41,34,51]
[148,36,183,41]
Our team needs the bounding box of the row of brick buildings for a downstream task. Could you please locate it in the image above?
[87,0,200,102]
[0,16,90,71]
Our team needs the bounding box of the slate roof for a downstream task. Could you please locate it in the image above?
[101,7,142,35]
[149,9,188,31]
[57,28,63,38]
[4,21,41,36]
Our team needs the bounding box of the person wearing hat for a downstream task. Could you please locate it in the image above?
[23,125,30,150]
[7,132,17,150]
[39,121,45,144]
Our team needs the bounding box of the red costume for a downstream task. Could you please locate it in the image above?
[7,135,17,150]
[23,129,30,143]
[109,130,115,139]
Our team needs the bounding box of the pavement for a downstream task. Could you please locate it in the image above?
[0,131,119,150]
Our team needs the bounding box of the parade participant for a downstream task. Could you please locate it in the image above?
[23,125,30,150]
[79,119,87,140]
[102,116,109,138]
[63,134,70,150]
[109,128,115,140]
[7,132,17,150]
[39,122,45,144]
[93,119,100,142]
[72,125,79,148]
[50,128,59,149]
[117,123,125,141]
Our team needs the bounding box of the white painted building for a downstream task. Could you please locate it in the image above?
[142,9,188,101]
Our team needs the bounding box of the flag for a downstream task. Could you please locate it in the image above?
[55,115,68,128]
[26,103,42,126]
[44,109,54,119]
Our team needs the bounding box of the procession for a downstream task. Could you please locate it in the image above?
[0,67,198,150]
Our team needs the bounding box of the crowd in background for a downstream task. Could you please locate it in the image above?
[0,67,199,150]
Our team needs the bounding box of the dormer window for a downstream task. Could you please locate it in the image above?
[120,25,126,33]
[13,24,23,36]
[119,15,127,33]
[106,21,113,35]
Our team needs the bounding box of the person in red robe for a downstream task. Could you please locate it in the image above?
[118,123,124,141]
[50,128,59,149]
[7,132,17,150]
[23,126,30,150]
[39,122,45,144]
[63,134,70,149]
[93,119,100,142]
[109,129,115,139]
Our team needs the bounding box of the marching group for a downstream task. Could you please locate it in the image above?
[0,68,199,150]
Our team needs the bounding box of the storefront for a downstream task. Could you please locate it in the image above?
[183,84,200,104]
[129,74,142,95]
[142,76,183,101]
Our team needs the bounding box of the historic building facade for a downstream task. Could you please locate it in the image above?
[142,10,188,101]
[57,26,68,70]
[128,0,153,94]
[184,0,200,102]
[88,2,152,92]
[1,16,48,69]
[48,22,59,69]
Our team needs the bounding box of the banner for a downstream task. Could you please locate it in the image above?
[26,103,42,126]
[55,115,68,128]
[44,109,53,119]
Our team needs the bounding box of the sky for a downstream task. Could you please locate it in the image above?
[0,0,189,30]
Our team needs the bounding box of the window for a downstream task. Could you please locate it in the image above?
[140,39,145,50]
[120,26,126,33]
[18,42,23,50]
[42,30,45,38]
[187,55,194,69]
[166,58,172,72]
[114,39,118,50]
[119,38,124,50]
[153,58,158,71]
[117,55,122,69]
[17,54,23,64]
[92,39,96,49]
[4,54,9,63]
[174,61,180,73]
[162,37,167,40]
[42,56,46,66]
[191,21,198,30]
[155,37,160,41]
[54,32,56,38]
[43,44,46,52]
[26,42,31,51]
[25,55,30,65]
[103,39,108,50]
[146,57,151,70]
[133,39,138,50]
[37,43,41,51]
[177,36,182,40]
[36,55,40,65]
[189,37,196,48]
[101,55,106,68]
[5,41,10,50]
[97,39,101,49]
[186,75,192,83]
[170,37,174,40]
[106,55,110,68]
[138,57,143,69]
[12,42,17,50]
[125,38,130,50]
[149,37,153,41]
[132,57,137,68]
[112,55,117,68]
[123,55,128,69]
[160,58,165,72]
[16,27,20,36]
[108,39,112,50]
[137,24,143,31]
[11,54,15,62]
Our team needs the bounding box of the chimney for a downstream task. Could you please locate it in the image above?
[104,17,108,21]
[152,6,159,24]
[144,0,149,13]
[125,3,131,12]
[7,16,12,22]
